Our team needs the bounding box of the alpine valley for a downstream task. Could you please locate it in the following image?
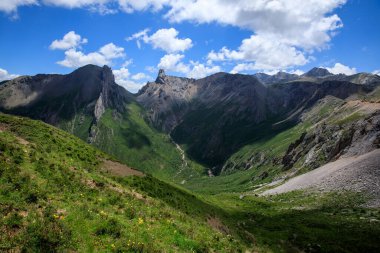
[1,65,380,252]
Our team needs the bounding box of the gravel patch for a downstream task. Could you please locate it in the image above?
[262,149,380,207]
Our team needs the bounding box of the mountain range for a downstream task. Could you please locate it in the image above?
[1,65,379,177]
[1,64,380,252]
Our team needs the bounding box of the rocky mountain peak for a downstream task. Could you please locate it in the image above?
[303,67,332,78]
[156,69,166,84]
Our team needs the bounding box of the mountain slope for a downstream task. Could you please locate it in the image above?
[137,69,375,172]
[0,113,243,252]
[262,149,380,205]
[0,65,190,180]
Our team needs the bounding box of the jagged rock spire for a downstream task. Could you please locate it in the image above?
[156,69,166,84]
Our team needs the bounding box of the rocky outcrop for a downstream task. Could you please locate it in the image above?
[0,64,132,140]
[302,67,333,78]
[137,69,197,131]
[282,111,380,171]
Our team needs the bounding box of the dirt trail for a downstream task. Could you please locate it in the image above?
[169,135,188,177]
[262,149,380,206]
[101,160,144,177]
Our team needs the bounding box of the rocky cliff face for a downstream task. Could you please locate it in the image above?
[137,69,197,131]
[0,64,132,140]
[137,69,376,170]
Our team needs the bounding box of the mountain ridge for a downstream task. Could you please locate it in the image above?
[137,68,378,171]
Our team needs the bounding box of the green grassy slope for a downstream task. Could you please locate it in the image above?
[206,191,380,253]
[184,95,376,194]
[92,103,202,181]
[0,113,243,252]
[57,101,202,183]
[1,113,380,253]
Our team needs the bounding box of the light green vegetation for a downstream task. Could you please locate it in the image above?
[1,110,380,252]
[183,95,377,195]
[0,113,243,252]
[92,103,202,181]
[205,191,380,253]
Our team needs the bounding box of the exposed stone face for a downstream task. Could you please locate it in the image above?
[281,111,380,171]
[94,93,105,122]
[0,64,133,140]
[303,67,332,78]
[136,69,377,168]
[155,69,166,84]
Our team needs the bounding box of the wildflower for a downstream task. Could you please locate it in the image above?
[111,244,115,248]
[138,217,144,225]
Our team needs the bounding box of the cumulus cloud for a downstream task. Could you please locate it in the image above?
[187,62,221,79]
[127,28,192,53]
[288,69,305,75]
[0,68,20,81]
[42,0,109,9]
[325,63,357,75]
[222,34,309,72]
[157,54,221,79]
[113,67,150,93]
[199,0,346,72]
[0,0,37,13]
[4,0,348,74]
[49,31,88,50]
[118,0,170,13]
[166,0,345,48]
[57,43,125,68]
[131,72,151,80]
[157,54,190,73]
[372,70,380,75]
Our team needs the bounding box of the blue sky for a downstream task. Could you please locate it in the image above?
[0,0,379,92]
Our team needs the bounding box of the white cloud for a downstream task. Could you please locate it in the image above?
[57,42,125,68]
[50,31,88,50]
[131,72,151,80]
[197,0,346,72]
[187,62,221,79]
[127,28,193,53]
[0,0,37,13]
[50,31,125,68]
[325,63,357,75]
[3,0,348,75]
[157,54,190,73]
[166,0,345,49]
[0,68,20,81]
[288,69,305,75]
[99,43,125,58]
[113,67,149,93]
[372,70,380,75]
[222,34,309,72]
[121,59,133,67]
[42,0,108,9]
[118,0,169,13]
[156,55,221,79]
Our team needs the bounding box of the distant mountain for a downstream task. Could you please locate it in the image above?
[302,67,333,78]
[254,71,299,85]
[137,68,377,172]
[254,68,380,87]
[0,65,185,179]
